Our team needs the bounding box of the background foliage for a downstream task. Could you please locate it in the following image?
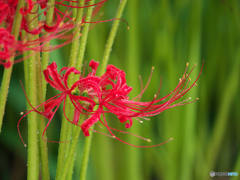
[0,0,239,180]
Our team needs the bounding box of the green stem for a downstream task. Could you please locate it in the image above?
[65,1,96,179]
[41,0,55,96]
[65,0,86,160]
[75,0,95,75]
[59,114,86,180]
[34,2,55,179]
[22,31,29,92]
[0,0,25,132]
[55,0,85,179]
[35,38,50,180]
[98,0,128,76]
[78,129,94,180]
[36,64,50,180]
[78,1,128,179]
[123,0,141,179]
[26,1,40,178]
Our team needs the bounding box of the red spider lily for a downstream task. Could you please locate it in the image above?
[18,61,99,146]
[18,60,203,148]
[78,61,204,147]
[0,28,18,68]
[0,15,80,68]
[0,0,19,33]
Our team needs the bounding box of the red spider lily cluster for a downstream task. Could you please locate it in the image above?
[18,60,204,147]
[0,0,112,68]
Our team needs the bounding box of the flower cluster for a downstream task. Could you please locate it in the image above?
[18,60,204,147]
[0,0,111,68]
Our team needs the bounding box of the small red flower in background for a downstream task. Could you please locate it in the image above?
[0,0,19,32]
[0,0,127,68]
[18,60,204,147]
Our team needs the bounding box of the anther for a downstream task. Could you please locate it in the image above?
[59,22,64,27]
[189,77,191,81]
[196,98,199,100]
[194,83,197,86]
[127,26,130,29]
[112,136,116,139]
[186,62,189,66]
[147,139,151,142]
[20,112,24,115]
[152,66,154,70]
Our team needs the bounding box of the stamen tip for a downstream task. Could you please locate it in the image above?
[186,62,189,67]
[196,98,199,100]
[24,144,27,147]
[169,138,173,141]
[152,66,154,70]
[112,136,116,139]
[20,112,24,115]
[140,121,143,123]
[195,83,197,86]
[154,94,157,98]
[147,139,151,142]
[127,26,130,30]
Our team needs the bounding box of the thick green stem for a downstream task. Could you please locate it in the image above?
[35,38,50,180]
[98,0,128,76]
[26,1,40,178]
[0,0,25,132]
[64,1,96,179]
[55,0,85,179]
[22,31,29,91]
[59,114,86,180]
[41,0,55,96]
[78,1,128,179]
[65,0,86,159]
[36,55,50,180]
[78,124,94,180]
[75,0,95,75]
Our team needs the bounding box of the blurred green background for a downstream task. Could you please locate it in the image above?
[0,0,240,180]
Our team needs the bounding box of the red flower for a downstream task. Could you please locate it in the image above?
[18,61,99,146]
[78,60,204,147]
[0,0,19,32]
[18,60,204,147]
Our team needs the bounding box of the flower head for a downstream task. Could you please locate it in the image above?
[18,60,204,147]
